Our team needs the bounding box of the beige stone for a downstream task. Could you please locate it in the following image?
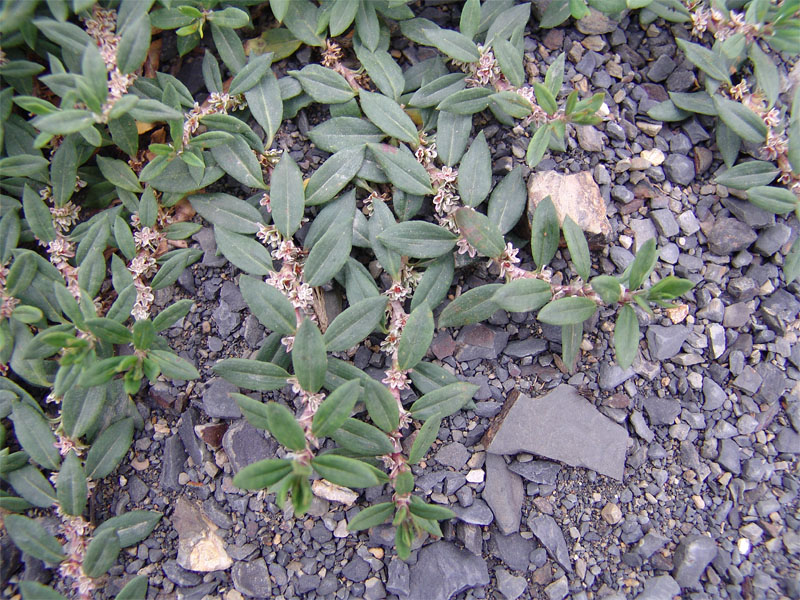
[601,502,622,525]
[527,171,611,237]
[311,478,359,505]
[173,498,232,572]
[641,148,665,166]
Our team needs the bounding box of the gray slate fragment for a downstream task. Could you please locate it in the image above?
[491,532,534,572]
[202,378,241,419]
[527,514,571,572]
[636,575,680,600]
[508,460,561,485]
[636,532,668,559]
[455,324,509,361]
[721,196,774,229]
[599,363,635,391]
[672,535,718,590]
[453,499,494,526]
[160,434,187,492]
[406,542,489,600]
[643,396,681,426]
[646,325,688,360]
[707,218,757,255]
[435,442,470,469]
[178,408,205,466]
[232,559,271,598]
[496,568,527,600]
[503,338,548,358]
[486,385,628,480]
[387,558,410,597]
[222,419,277,473]
[663,154,695,186]
[776,428,800,454]
[630,411,655,443]
[482,454,523,535]
[342,556,371,582]
[545,576,569,600]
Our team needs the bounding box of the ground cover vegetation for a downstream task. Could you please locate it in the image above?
[0,0,797,597]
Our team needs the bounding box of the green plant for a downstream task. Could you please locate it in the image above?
[0,0,702,592]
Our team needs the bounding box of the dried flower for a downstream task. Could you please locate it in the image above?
[134,226,162,251]
[382,367,410,390]
[456,238,478,258]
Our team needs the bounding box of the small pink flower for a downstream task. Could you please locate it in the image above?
[456,238,478,258]
[382,367,410,390]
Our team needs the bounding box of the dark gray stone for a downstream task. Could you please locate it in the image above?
[707,218,758,255]
[453,499,494,526]
[406,541,489,600]
[755,223,791,256]
[646,325,688,360]
[486,385,629,481]
[636,575,680,599]
[721,196,775,229]
[435,442,470,470]
[642,396,681,426]
[717,438,741,473]
[220,280,246,311]
[663,154,695,186]
[202,378,241,419]
[295,574,320,594]
[648,55,676,82]
[508,460,561,485]
[528,514,571,572]
[491,532,534,572]
[776,428,800,454]
[212,301,241,338]
[387,558,410,597]
[232,559,271,598]
[503,338,548,358]
[732,366,762,395]
[178,408,205,466]
[342,556,371,583]
[599,363,635,391]
[650,209,680,237]
[636,532,668,559]
[496,568,527,600]
[160,435,187,492]
[672,535,718,590]
[630,411,654,443]
[127,475,149,504]
[482,454,523,535]
[163,560,201,587]
[222,419,277,473]
[455,324,509,361]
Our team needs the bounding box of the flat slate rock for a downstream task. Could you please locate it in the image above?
[406,541,489,600]
[485,385,629,481]
[508,459,561,485]
[482,454,524,535]
[527,514,571,572]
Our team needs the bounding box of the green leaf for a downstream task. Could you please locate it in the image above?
[487,166,526,235]
[675,38,731,85]
[539,0,571,27]
[355,0,380,51]
[367,143,433,196]
[438,283,502,327]
[749,43,779,107]
[646,275,694,302]
[0,210,20,265]
[533,82,558,115]
[454,207,505,258]
[61,385,105,439]
[115,575,148,600]
[150,248,202,291]
[360,90,419,145]
[437,87,493,114]
[544,51,566,97]
[132,319,155,351]
[83,528,121,578]
[7,465,57,508]
[244,69,283,148]
[11,402,60,471]
[312,454,380,488]
[233,458,293,489]
[151,349,200,380]
[408,496,455,521]
[5,252,37,298]
[614,303,639,369]
[561,321,582,372]
[331,418,394,456]
[22,185,56,243]
[410,382,477,421]
[293,318,327,394]
[347,501,394,531]
[212,358,290,391]
[668,91,717,116]
[84,318,133,345]
[362,377,399,433]
[458,130,492,208]
[305,145,365,206]
[531,195,560,269]
[409,73,467,108]
[410,253,454,313]
[397,304,434,371]
[312,379,361,438]
[50,135,78,207]
[229,52,273,96]
[562,216,591,280]
[783,237,800,285]
[713,95,767,144]
[526,123,551,168]
[354,44,405,101]
[538,296,598,325]
[436,111,472,167]
[323,296,388,351]
[189,193,264,234]
[746,186,798,214]
[19,582,67,600]
[229,393,270,429]
[33,109,94,135]
[716,120,741,169]
[408,416,440,464]
[715,160,779,190]
[57,450,87,517]
[210,22,245,72]
[628,237,658,290]
[117,12,151,75]
[308,117,384,153]
[368,199,402,280]
[152,299,193,332]
[489,90,533,119]
[211,138,266,189]
[239,275,297,335]
[92,510,162,548]
[492,278,552,312]
[84,417,134,479]
[128,98,184,122]
[214,226,274,275]
[304,205,354,286]
[266,402,306,451]
[290,64,355,103]
[329,0,359,35]
[494,39,524,87]
[4,515,65,564]
[423,27,479,62]
[377,221,457,258]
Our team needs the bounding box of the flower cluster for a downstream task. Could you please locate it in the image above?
[126,202,168,321]
[691,6,761,43]
[362,190,391,216]
[50,200,82,233]
[182,92,247,146]
[57,508,96,600]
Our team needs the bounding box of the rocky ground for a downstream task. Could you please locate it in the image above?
[4,3,800,600]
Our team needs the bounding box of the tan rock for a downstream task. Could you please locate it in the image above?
[173,498,232,572]
[641,148,665,166]
[601,502,622,525]
[527,171,611,237]
[311,478,359,505]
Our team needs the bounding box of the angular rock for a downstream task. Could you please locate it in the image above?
[406,541,489,600]
[435,442,470,470]
[178,408,206,466]
[172,498,233,572]
[576,126,604,152]
[643,396,681,426]
[545,576,569,600]
[503,338,548,358]
[160,434,187,492]
[707,218,757,255]
[387,558,410,597]
[453,499,494,526]
[455,324,509,361]
[342,556,371,582]
[482,454,524,535]
[599,363,635,391]
[663,154,695,186]
[232,559,271,598]
[672,535,718,590]
[717,439,742,475]
[636,575,680,600]
[528,514,571,572]
[202,378,241,419]
[496,567,528,600]
[528,171,611,237]
[222,419,277,474]
[491,532,534,572]
[508,460,561,485]
[646,325,688,361]
[721,196,774,229]
[576,8,616,34]
[485,385,629,480]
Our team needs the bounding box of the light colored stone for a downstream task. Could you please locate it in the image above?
[173,498,233,572]
[528,171,611,237]
[641,148,665,166]
[466,469,485,483]
[312,479,359,505]
[601,502,623,525]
